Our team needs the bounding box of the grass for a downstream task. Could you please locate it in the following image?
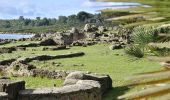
[0,41,162,99]
[10,76,64,89]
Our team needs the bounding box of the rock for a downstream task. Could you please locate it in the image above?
[87,32,101,39]
[109,44,123,50]
[84,24,92,32]
[64,71,112,94]
[0,79,25,100]
[0,92,8,100]
[39,38,58,46]
[98,26,107,33]
[7,61,36,76]
[65,71,85,80]
[33,34,41,38]
[161,61,170,69]
[71,27,79,33]
[63,79,79,86]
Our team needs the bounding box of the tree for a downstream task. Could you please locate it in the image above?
[77,11,93,22]
[58,16,67,23]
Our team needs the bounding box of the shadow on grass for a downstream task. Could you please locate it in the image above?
[102,86,130,100]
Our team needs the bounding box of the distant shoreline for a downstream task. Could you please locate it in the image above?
[0,32,35,35]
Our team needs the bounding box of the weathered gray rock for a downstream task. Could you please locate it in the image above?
[19,80,101,100]
[109,44,123,50]
[64,71,112,94]
[0,92,8,100]
[71,27,79,33]
[84,24,92,32]
[0,79,25,100]
[98,26,107,33]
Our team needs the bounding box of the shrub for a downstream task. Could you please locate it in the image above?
[125,45,144,58]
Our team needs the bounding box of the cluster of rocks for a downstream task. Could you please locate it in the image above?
[26,24,130,48]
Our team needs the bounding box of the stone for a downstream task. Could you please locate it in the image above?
[65,71,84,80]
[84,24,92,32]
[39,38,58,46]
[71,27,79,33]
[98,26,107,33]
[0,92,8,100]
[0,79,25,100]
[109,44,123,50]
[7,61,36,77]
[19,82,101,100]
[64,72,112,94]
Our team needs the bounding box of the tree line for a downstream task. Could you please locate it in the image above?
[0,11,114,33]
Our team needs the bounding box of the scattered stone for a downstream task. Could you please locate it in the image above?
[109,44,123,50]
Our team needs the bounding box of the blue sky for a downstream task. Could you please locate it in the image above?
[0,0,141,19]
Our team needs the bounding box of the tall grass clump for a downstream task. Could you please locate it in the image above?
[131,26,159,45]
[125,45,144,58]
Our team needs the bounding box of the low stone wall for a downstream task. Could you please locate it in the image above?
[0,92,8,100]
[0,71,112,100]
[0,59,16,66]
[42,45,67,51]
[16,43,39,47]
[18,52,85,63]
[19,80,101,100]
[32,69,69,79]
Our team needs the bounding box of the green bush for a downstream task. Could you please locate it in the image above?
[125,45,144,58]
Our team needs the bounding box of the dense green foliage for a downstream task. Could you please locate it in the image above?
[125,45,144,58]
[0,11,114,33]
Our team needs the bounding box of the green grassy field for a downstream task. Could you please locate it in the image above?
[0,41,162,99]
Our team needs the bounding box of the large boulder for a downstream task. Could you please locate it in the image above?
[63,71,112,94]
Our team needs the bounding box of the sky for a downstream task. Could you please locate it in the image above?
[0,0,141,19]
